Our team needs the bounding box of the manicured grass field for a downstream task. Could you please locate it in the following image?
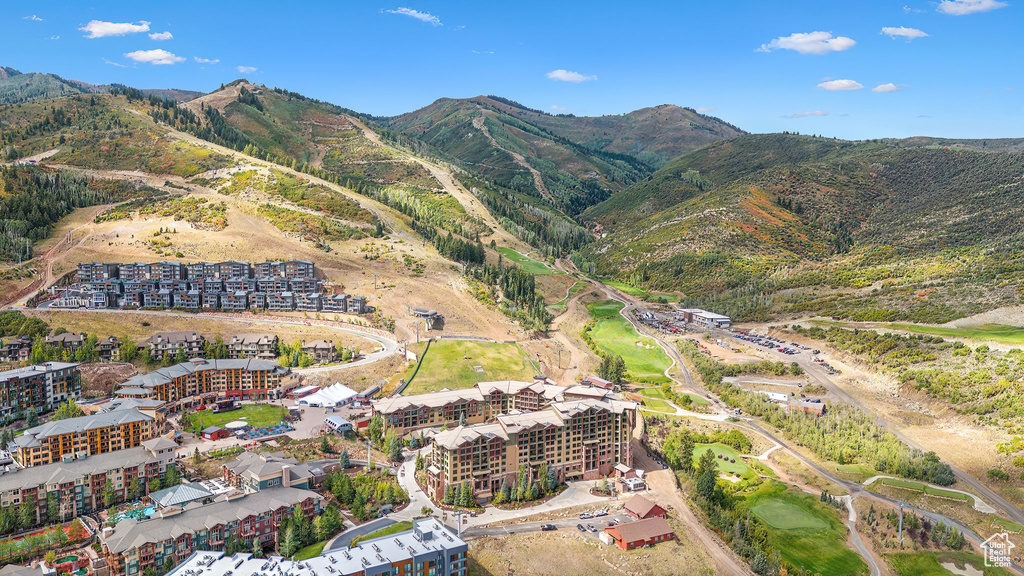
[992,516,1024,533]
[293,541,326,561]
[603,279,679,302]
[350,521,413,548]
[877,478,971,502]
[752,500,829,530]
[497,247,559,276]
[888,551,1013,576]
[403,340,537,394]
[693,443,755,480]
[586,300,671,383]
[637,387,674,412]
[888,323,1024,345]
[182,404,288,431]
[744,482,867,576]
[683,392,710,406]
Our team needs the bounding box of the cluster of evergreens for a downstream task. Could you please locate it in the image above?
[322,469,409,522]
[472,261,551,331]
[680,340,956,485]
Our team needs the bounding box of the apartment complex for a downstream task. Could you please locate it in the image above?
[0,438,177,523]
[0,362,81,420]
[9,408,156,467]
[425,396,637,503]
[227,334,279,360]
[100,487,322,576]
[114,358,294,408]
[221,452,317,493]
[145,331,205,361]
[166,518,467,576]
[66,260,372,314]
[373,378,617,434]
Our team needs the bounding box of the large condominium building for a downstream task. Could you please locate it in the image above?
[0,362,81,420]
[100,487,322,576]
[426,396,637,503]
[221,452,317,493]
[227,333,279,360]
[145,331,206,361]
[0,438,177,524]
[166,518,467,576]
[114,358,294,409]
[372,378,616,434]
[9,408,156,467]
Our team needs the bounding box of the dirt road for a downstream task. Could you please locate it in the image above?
[471,115,553,201]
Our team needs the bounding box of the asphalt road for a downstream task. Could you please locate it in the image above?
[326,517,396,551]
[462,513,632,538]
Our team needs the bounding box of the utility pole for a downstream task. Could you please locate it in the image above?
[367,439,372,471]
[416,323,420,344]
[557,348,562,370]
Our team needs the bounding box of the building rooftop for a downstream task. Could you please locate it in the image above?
[166,518,464,576]
[101,487,322,554]
[116,358,289,394]
[0,362,78,381]
[150,482,215,508]
[0,443,170,494]
[223,452,313,485]
[606,517,674,543]
[13,408,153,449]
[624,495,660,517]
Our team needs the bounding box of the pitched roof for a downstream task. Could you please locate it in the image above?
[150,482,215,508]
[624,495,661,517]
[0,444,167,493]
[116,358,288,393]
[102,487,321,554]
[606,517,674,543]
[223,452,313,483]
[14,408,152,448]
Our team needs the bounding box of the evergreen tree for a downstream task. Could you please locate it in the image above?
[339,449,351,469]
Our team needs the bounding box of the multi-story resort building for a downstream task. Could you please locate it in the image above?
[114,358,295,409]
[424,395,637,503]
[372,378,617,434]
[65,260,376,314]
[0,438,177,523]
[100,487,322,576]
[165,518,467,576]
[0,362,81,420]
[9,408,156,467]
[227,333,279,360]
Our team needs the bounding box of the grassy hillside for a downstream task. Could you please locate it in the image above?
[578,133,1024,323]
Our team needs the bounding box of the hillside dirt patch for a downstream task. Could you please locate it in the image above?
[79,362,138,398]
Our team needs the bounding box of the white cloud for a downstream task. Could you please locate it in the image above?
[384,7,442,26]
[550,105,568,111]
[80,20,150,38]
[881,26,929,40]
[785,110,828,118]
[24,15,43,22]
[546,69,597,83]
[236,65,257,73]
[472,50,494,55]
[48,35,60,40]
[148,31,173,41]
[937,0,1008,14]
[123,49,185,65]
[756,31,855,54]
[194,57,219,64]
[818,79,864,91]
[103,58,129,68]
[903,5,926,13]
[696,106,717,114]
[873,83,900,92]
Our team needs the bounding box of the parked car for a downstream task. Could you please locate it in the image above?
[579,512,592,519]
[595,510,608,517]
[541,524,557,532]
[587,524,597,532]
[577,524,586,532]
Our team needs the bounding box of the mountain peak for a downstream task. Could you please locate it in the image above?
[0,66,22,80]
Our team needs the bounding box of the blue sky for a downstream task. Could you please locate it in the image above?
[2,0,1021,139]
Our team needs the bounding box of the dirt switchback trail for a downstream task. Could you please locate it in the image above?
[347,114,522,248]
[471,115,553,202]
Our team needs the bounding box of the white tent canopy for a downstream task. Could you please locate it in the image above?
[298,382,358,407]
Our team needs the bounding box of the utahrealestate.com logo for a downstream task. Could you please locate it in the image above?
[982,532,1015,568]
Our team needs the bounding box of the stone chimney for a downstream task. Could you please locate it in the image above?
[281,464,291,488]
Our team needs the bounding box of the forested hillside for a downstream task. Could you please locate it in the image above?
[578,133,1024,323]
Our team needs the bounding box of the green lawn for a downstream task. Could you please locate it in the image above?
[403,340,537,394]
[497,247,559,276]
[876,478,971,502]
[992,516,1024,533]
[683,392,710,406]
[693,443,755,480]
[182,404,288,431]
[888,551,1013,576]
[350,521,413,548]
[888,323,1024,345]
[293,541,326,561]
[744,482,867,576]
[586,300,671,382]
[603,279,678,303]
